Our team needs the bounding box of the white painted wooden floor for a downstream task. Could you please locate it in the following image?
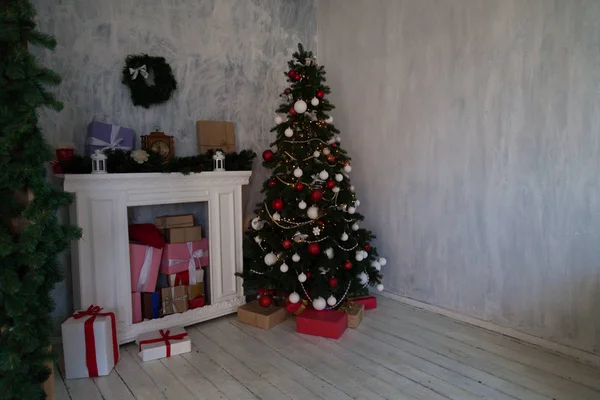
[54,296,600,400]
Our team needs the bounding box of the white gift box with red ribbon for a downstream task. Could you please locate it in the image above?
[61,305,120,379]
[136,326,191,362]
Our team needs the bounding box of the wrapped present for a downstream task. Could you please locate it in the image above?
[187,283,204,300]
[85,121,134,155]
[166,226,202,244]
[160,241,203,281]
[132,292,142,324]
[238,301,287,330]
[141,291,161,319]
[296,309,347,339]
[61,305,119,379]
[157,274,169,289]
[129,224,165,249]
[348,295,377,310]
[136,327,191,362]
[196,120,236,153]
[130,243,162,292]
[189,296,206,309]
[285,298,308,315]
[197,238,210,267]
[161,286,189,315]
[154,214,194,230]
[164,267,203,287]
[339,302,364,328]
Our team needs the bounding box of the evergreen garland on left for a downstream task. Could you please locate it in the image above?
[0,1,82,399]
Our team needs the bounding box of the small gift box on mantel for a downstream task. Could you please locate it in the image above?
[196,120,236,153]
[136,327,191,362]
[339,302,365,328]
[86,121,134,156]
[61,305,120,379]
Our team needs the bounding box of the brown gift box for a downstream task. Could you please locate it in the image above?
[339,302,364,328]
[154,214,194,230]
[237,301,287,330]
[196,120,236,153]
[166,226,202,243]
[187,283,204,300]
[161,286,189,315]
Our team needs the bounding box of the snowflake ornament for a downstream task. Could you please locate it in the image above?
[313,227,321,236]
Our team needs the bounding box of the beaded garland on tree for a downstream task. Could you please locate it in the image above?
[241,44,386,311]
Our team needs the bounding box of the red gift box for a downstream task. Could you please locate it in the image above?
[350,295,377,310]
[296,309,347,339]
[189,296,206,309]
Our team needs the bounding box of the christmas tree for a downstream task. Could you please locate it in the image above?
[0,1,81,398]
[242,44,385,310]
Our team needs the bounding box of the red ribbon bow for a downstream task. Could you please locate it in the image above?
[138,329,189,357]
[72,305,119,377]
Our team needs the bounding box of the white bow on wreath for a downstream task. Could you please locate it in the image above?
[129,64,149,80]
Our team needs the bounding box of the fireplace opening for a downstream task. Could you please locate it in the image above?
[127,202,210,324]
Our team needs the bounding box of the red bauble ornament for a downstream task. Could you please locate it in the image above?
[258,295,273,308]
[284,87,292,95]
[329,276,338,288]
[309,189,323,203]
[317,220,325,226]
[288,70,297,79]
[293,72,301,81]
[344,260,353,270]
[327,154,335,163]
[331,143,337,147]
[307,242,321,255]
[364,244,371,251]
[272,198,284,211]
[306,272,312,279]
[294,182,304,191]
[289,107,297,116]
[268,179,276,187]
[282,239,293,249]
[316,89,325,99]
[326,180,336,189]
[262,149,274,162]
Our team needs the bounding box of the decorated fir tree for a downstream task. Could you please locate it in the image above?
[0,1,80,398]
[242,44,386,310]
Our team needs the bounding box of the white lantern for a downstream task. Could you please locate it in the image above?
[91,150,107,174]
[213,150,226,171]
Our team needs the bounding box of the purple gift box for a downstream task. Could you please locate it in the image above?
[85,121,135,155]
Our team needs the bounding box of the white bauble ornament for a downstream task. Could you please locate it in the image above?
[355,200,361,207]
[285,128,294,138]
[377,284,384,292]
[251,217,265,231]
[292,253,301,262]
[293,168,303,178]
[361,250,368,258]
[312,297,326,311]
[307,206,319,220]
[319,170,329,180]
[335,174,343,182]
[298,200,307,210]
[332,186,340,193]
[280,263,289,273]
[294,100,308,114]
[327,296,337,306]
[264,253,277,266]
[344,165,352,173]
[347,206,356,214]
[358,272,369,286]
[273,212,281,221]
[326,116,334,124]
[335,135,341,142]
[350,185,355,192]
[379,257,387,266]
[341,232,349,242]
[371,260,381,271]
[289,292,300,303]
[298,272,307,283]
[313,150,321,158]
[355,252,364,262]
[323,147,331,155]
[275,116,283,125]
[352,223,359,231]
[325,248,334,259]
[311,97,319,106]
[254,236,262,244]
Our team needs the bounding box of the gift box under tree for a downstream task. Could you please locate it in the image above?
[296,309,347,339]
[85,121,135,156]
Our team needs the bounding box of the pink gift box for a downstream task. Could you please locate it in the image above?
[160,241,204,276]
[132,292,142,324]
[197,238,209,267]
[130,243,162,292]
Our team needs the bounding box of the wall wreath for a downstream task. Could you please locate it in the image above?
[122,54,178,108]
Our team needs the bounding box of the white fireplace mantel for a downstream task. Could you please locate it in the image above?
[63,171,251,343]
